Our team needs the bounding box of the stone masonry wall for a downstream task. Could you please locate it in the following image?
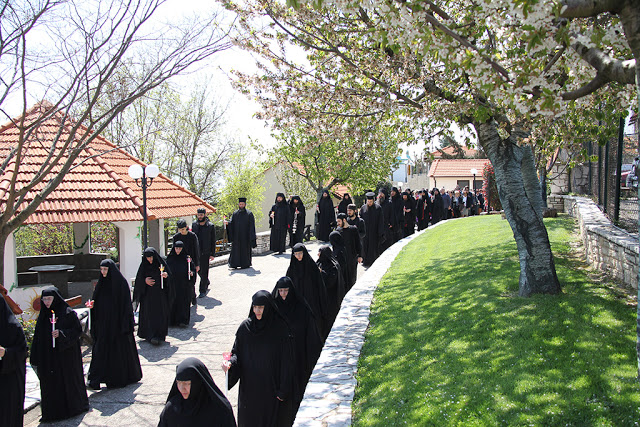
[562,195,638,289]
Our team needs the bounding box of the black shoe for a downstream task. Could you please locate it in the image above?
[198,292,206,298]
[191,296,197,306]
[150,338,160,345]
[87,382,101,391]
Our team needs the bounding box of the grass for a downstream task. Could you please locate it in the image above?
[353,214,640,426]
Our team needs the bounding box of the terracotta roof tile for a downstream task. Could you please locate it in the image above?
[428,158,491,178]
[1,103,215,225]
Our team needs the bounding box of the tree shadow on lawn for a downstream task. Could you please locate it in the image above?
[357,237,639,425]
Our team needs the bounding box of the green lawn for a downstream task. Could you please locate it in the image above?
[353,215,640,426]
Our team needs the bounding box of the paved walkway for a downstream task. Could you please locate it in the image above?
[24,241,364,426]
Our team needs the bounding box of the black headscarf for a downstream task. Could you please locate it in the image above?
[289,195,305,212]
[133,247,173,304]
[30,287,74,371]
[248,290,276,333]
[329,231,346,262]
[160,357,236,427]
[0,295,26,352]
[92,259,134,338]
[274,192,286,204]
[271,276,312,315]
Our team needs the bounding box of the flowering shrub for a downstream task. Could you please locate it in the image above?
[18,316,36,357]
[482,162,502,211]
[90,222,118,260]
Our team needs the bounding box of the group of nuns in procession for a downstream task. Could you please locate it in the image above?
[0,186,463,427]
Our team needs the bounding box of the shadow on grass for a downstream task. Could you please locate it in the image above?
[354,216,639,426]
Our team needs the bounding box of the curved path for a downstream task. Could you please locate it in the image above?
[25,241,363,426]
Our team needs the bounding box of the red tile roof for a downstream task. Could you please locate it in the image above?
[428,158,491,178]
[0,102,214,225]
[428,146,479,159]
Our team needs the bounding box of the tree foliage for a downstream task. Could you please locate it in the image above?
[216,151,266,221]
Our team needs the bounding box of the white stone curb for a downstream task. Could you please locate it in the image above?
[294,220,452,426]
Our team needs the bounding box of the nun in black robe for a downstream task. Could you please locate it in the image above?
[0,296,27,427]
[166,241,195,327]
[133,247,174,345]
[316,246,346,332]
[337,193,352,214]
[390,187,405,242]
[88,259,142,390]
[286,243,329,340]
[360,192,385,267]
[417,190,432,230]
[378,189,396,252]
[225,291,295,427]
[30,287,89,422]
[431,188,445,224]
[315,189,335,242]
[269,192,291,254]
[227,198,257,269]
[329,230,349,292]
[288,195,306,247]
[402,191,416,237]
[271,277,323,416]
[335,214,363,291]
[159,357,236,427]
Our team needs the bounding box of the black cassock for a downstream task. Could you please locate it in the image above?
[316,246,346,334]
[272,277,322,416]
[378,197,396,252]
[431,192,444,224]
[402,194,416,237]
[166,248,195,326]
[417,194,432,230]
[0,296,27,427]
[30,287,89,422]
[360,203,384,267]
[390,191,405,242]
[288,196,306,247]
[88,259,142,388]
[269,194,291,253]
[286,244,329,340]
[329,231,349,293]
[337,194,352,214]
[228,208,257,269]
[316,189,335,242]
[335,226,362,291]
[172,231,200,300]
[228,291,295,427]
[134,248,174,342]
[159,357,236,427]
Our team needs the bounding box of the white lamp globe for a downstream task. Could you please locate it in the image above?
[146,164,160,178]
[470,168,478,175]
[128,164,143,179]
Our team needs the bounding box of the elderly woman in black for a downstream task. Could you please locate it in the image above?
[30,287,89,422]
[159,357,236,427]
[87,259,142,390]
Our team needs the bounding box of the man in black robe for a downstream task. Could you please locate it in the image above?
[166,241,195,328]
[360,192,384,267]
[315,189,335,242]
[269,192,291,254]
[346,203,366,244]
[223,291,295,427]
[133,247,173,345]
[431,188,445,224]
[329,231,349,293]
[286,243,329,340]
[87,259,142,390]
[390,187,405,242]
[402,191,416,236]
[417,189,432,231]
[288,195,306,247]
[159,357,236,427]
[335,213,363,291]
[377,189,396,253]
[227,197,257,269]
[173,219,200,305]
[271,277,322,416]
[192,207,216,298]
[0,295,27,427]
[30,287,89,422]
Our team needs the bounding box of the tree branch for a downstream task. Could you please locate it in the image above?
[560,0,623,18]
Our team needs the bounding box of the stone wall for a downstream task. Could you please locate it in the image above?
[253,231,271,255]
[547,194,565,211]
[562,195,638,289]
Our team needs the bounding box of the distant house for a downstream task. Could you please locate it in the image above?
[427,158,489,192]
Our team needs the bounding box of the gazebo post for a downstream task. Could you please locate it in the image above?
[2,231,18,289]
[72,223,91,254]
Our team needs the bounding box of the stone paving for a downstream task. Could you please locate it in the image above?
[23,240,365,426]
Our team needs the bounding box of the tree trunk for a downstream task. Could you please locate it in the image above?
[475,120,562,297]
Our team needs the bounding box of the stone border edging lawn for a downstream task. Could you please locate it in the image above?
[294,220,452,426]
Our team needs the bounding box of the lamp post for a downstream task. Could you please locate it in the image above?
[128,163,160,249]
[470,168,478,214]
